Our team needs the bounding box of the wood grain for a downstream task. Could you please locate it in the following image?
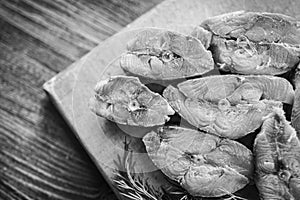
[0,0,163,199]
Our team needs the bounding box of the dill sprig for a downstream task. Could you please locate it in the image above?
[112,136,161,200]
[113,150,159,200]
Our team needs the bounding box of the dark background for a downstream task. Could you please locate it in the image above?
[0,0,163,199]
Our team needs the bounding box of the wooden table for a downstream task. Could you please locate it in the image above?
[0,0,163,199]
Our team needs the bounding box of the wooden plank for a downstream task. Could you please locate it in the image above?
[43,0,300,199]
[0,0,163,199]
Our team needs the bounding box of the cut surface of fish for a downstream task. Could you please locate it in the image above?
[201,11,300,44]
[163,85,282,139]
[178,75,295,105]
[143,126,253,197]
[120,28,214,80]
[254,108,300,200]
[210,36,299,75]
[292,64,300,134]
[190,26,213,49]
[193,11,300,75]
[89,76,174,127]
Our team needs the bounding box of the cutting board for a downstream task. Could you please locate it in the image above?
[43,0,300,199]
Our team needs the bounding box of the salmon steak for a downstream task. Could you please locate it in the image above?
[120,28,214,80]
[143,126,253,197]
[163,85,282,139]
[254,109,300,199]
[89,76,174,127]
[192,11,300,75]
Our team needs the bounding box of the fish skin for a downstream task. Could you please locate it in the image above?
[193,11,300,75]
[177,75,295,105]
[142,126,253,197]
[163,85,282,139]
[120,28,214,80]
[89,76,174,127]
[254,108,300,200]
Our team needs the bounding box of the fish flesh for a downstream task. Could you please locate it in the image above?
[201,11,300,44]
[292,64,300,134]
[210,36,299,75]
[143,126,253,197]
[190,26,212,49]
[163,85,282,139]
[192,11,300,75]
[89,76,174,127]
[120,28,214,80]
[254,108,300,200]
[177,75,295,105]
